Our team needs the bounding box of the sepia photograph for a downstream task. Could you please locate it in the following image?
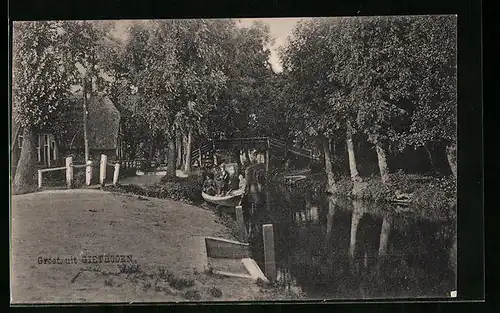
[10,16,457,303]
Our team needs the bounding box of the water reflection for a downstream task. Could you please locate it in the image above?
[246,180,456,299]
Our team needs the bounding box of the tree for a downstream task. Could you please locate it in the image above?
[344,16,413,184]
[12,21,74,192]
[280,18,350,193]
[171,19,232,172]
[399,16,457,177]
[351,16,457,181]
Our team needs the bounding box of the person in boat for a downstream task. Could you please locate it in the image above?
[238,174,247,194]
[227,173,248,195]
[203,172,216,196]
[218,163,230,196]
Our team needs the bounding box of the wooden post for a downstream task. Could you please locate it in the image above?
[198,148,202,169]
[262,224,276,282]
[235,205,248,242]
[99,154,107,186]
[38,170,42,189]
[85,160,93,186]
[265,150,270,172]
[113,163,120,185]
[65,156,73,188]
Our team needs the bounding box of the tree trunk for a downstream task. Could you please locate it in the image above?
[446,143,457,178]
[346,121,361,182]
[13,127,37,194]
[375,140,390,184]
[82,76,90,162]
[233,149,242,169]
[184,128,193,173]
[182,134,188,169]
[176,134,181,169]
[321,136,337,194]
[166,137,176,178]
[425,144,436,173]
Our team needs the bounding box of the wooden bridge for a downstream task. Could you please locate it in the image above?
[192,137,321,170]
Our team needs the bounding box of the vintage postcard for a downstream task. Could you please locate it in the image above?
[10,16,457,303]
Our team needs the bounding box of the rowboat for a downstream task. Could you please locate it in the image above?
[283,175,307,184]
[202,189,244,207]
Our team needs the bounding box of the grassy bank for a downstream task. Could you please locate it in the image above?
[104,175,203,205]
[288,172,456,221]
[11,189,306,303]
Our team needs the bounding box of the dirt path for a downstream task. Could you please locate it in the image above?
[11,190,290,303]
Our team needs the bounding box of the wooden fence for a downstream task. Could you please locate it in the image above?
[37,154,121,189]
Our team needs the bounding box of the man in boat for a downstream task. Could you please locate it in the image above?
[218,163,230,196]
[203,172,216,196]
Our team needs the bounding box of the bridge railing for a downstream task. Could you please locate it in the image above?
[192,137,321,164]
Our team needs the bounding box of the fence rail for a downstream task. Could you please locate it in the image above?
[39,166,66,173]
[37,154,121,189]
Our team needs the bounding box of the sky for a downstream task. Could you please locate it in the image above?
[236,18,308,72]
[112,18,309,73]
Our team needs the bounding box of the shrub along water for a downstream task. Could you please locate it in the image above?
[104,175,204,205]
[290,172,456,218]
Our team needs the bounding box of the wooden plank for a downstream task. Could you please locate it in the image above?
[262,224,276,281]
[212,270,253,280]
[242,258,269,283]
[235,206,248,243]
[71,164,87,169]
[205,237,251,259]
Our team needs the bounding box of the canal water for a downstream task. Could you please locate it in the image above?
[244,180,457,299]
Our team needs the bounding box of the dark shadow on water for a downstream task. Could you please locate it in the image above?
[245,180,457,299]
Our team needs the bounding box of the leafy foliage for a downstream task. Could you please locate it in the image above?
[12,21,74,131]
[105,175,203,204]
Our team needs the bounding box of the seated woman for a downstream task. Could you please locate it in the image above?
[227,173,248,195]
[238,174,247,194]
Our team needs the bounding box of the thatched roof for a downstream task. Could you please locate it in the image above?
[57,92,120,150]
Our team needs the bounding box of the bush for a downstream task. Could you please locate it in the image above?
[105,174,203,205]
[183,289,202,300]
[119,167,138,179]
[157,175,203,204]
[42,169,66,187]
[289,171,456,219]
[158,268,195,290]
[208,286,223,298]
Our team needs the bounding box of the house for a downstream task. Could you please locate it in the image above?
[11,92,121,177]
